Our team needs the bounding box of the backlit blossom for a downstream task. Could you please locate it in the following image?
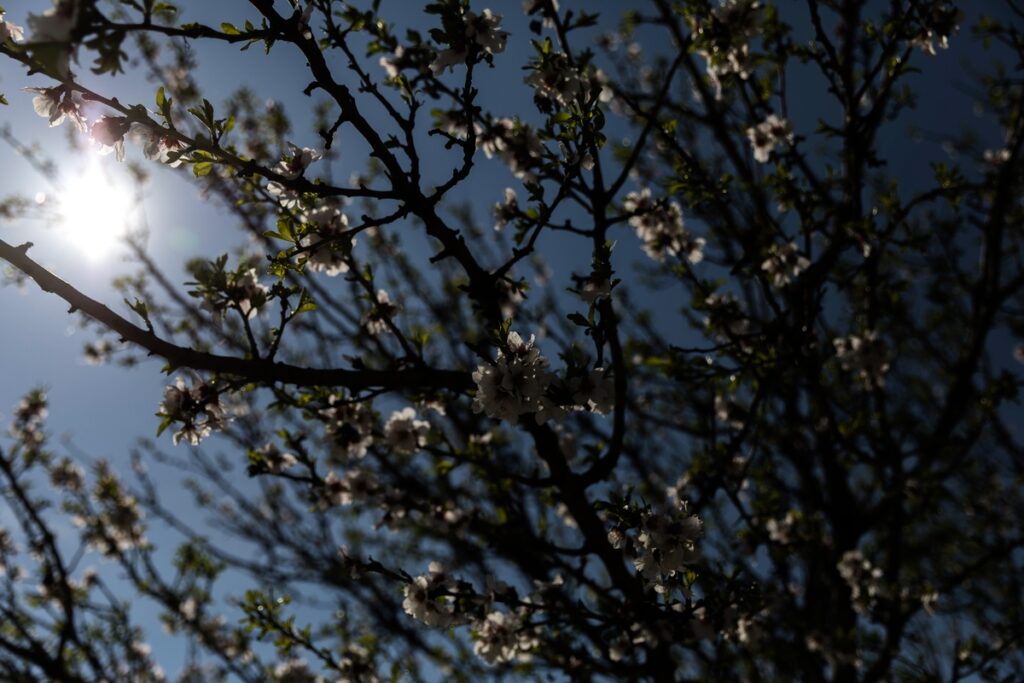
[91,116,132,162]
[322,395,375,461]
[569,367,615,414]
[473,610,535,664]
[692,0,761,98]
[472,331,553,422]
[26,0,81,77]
[833,330,889,389]
[493,187,518,231]
[321,468,378,507]
[402,563,467,628]
[624,188,705,263]
[578,274,611,304]
[228,268,269,319]
[383,407,430,455]
[0,13,24,43]
[837,550,884,615]
[361,289,399,336]
[525,52,584,106]
[274,143,321,179]
[634,504,702,589]
[158,376,227,446]
[464,9,508,55]
[130,124,185,166]
[910,6,962,56]
[477,117,543,180]
[254,443,297,473]
[272,659,324,683]
[746,114,793,163]
[430,8,507,74]
[27,0,79,42]
[25,86,87,130]
[300,206,353,276]
[760,241,808,286]
[522,0,559,28]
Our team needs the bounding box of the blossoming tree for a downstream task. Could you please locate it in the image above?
[1,0,1023,681]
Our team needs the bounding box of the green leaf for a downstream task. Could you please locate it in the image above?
[192,161,214,177]
[296,290,317,314]
[220,22,241,35]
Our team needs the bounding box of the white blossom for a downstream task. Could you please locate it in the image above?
[49,458,85,492]
[322,395,375,461]
[130,124,186,167]
[473,610,536,664]
[273,659,324,683]
[569,367,615,414]
[693,0,761,98]
[158,376,227,446]
[26,0,81,77]
[274,143,322,179]
[472,331,553,422]
[27,0,79,42]
[383,407,430,455]
[477,118,544,180]
[837,550,884,615]
[25,86,87,130]
[525,52,585,106]
[624,188,705,263]
[402,563,467,628]
[255,443,297,473]
[91,116,132,162]
[746,114,793,163]
[578,274,611,305]
[321,468,378,507]
[833,330,889,389]
[300,206,353,276]
[493,187,518,231]
[0,12,25,43]
[633,504,702,589]
[464,9,508,55]
[760,241,809,286]
[430,8,507,74]
[362,289,399,336]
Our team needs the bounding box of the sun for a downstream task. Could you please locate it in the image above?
[58,164,134,259]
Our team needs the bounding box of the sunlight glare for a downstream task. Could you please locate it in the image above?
[58,165,133,259]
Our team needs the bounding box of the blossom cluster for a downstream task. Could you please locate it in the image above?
[525,52,585,107]
[321,394,376,461]
[299,206,354,276]
[402,562,545,665]
[623,188,705,264]
[691,0,762,99]
[607,499,703,593]
[361,289,399,337]
[72,462,146,556]
[837,549,884,615]
[199,268,270,323]
[746,114,793,163]
[760,241,809,286]
[833,330,890,388]
[477,117,545,180]
[10,390,48,450]
[0,11,24,44]
[158,375,227,446]
[472,331,553,422]
[431,8,508,75]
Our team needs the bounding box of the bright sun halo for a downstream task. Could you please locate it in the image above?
[58,165,133,259]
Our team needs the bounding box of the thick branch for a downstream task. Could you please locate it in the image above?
[0,239,471,392]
